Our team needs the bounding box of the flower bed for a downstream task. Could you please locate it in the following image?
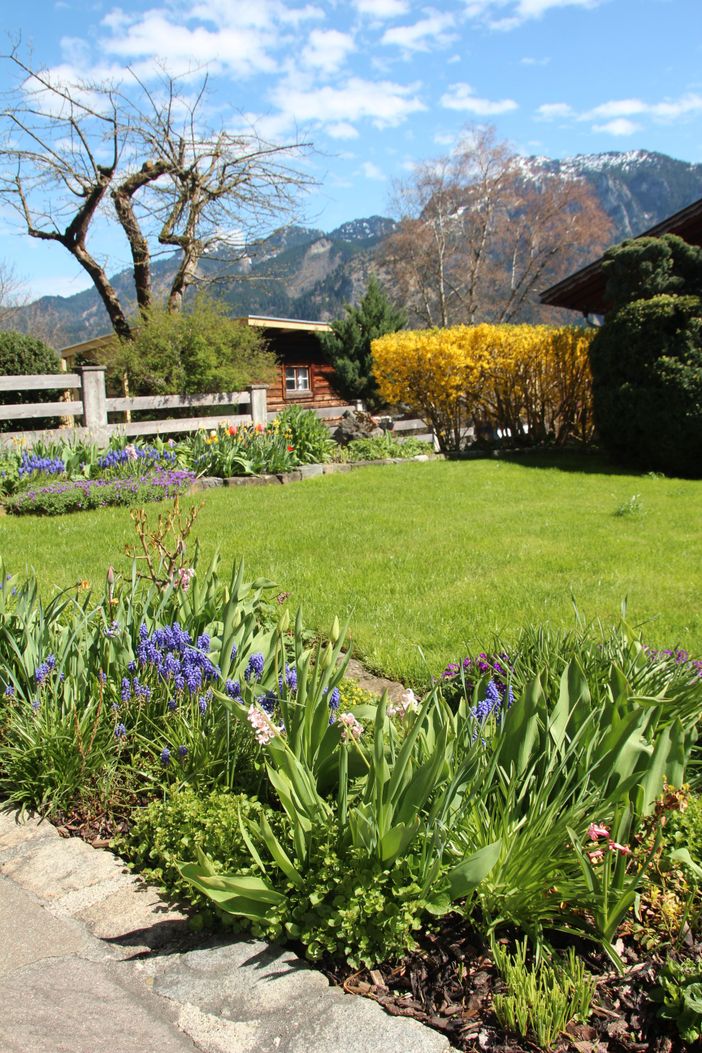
[0,500,700,1050]
[0,407,435,515]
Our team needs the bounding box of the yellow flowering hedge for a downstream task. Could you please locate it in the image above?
[372,324,595,452]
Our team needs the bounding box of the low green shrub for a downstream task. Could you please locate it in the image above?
[336,434,432,462]
[653,956,702,1043]
[117,788,278,903]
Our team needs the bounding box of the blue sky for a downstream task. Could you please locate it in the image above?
[2,0,701,299]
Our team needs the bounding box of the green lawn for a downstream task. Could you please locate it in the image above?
[2,454,701,684]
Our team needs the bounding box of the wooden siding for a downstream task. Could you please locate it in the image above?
[264,330,348,414]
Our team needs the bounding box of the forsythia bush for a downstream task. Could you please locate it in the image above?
[372,325,595,452]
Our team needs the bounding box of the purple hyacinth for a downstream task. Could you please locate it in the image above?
[245,652,265,683]
[225,679,241,699]
[160,747,171,766]
[114,723,127,740]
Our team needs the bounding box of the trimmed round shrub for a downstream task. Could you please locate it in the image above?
[589,234,702,477]
[590,294,702,475]
[0,330,63,432]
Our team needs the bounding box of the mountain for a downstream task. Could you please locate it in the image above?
[10,151,702,348]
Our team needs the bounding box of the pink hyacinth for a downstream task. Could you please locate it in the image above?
[587,822,610,841]
[338,711,364,741]
[608,840,632,856]
[587,849,605,864]
[174,566,195,591]
[388,688,420,719]
[247,704,277,745]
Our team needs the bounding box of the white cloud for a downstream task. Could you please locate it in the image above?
[463,0,602,31]
[381,11,456,52]
[521,56,550,66]
[537,91,702,131]
[592,118,642,136]
[353,0,409,17]
[301,29,355,75]
[440,82,518,116]
[268,75,426,130]
[326,121,360,139]
[100,11,277,79]
[361,160,386,180]
[536,102,575,119]
[585,98,647,119]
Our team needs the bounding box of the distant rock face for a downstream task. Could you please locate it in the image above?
[10,152,702,348]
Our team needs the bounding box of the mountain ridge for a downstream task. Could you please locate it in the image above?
[10,150,702,349]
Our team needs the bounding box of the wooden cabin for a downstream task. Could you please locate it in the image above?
[58,315,348,414]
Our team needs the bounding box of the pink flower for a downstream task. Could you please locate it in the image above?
[388,688,420,719]
[587,849,605,864]
[608,840,632,856]
[124,443,138,461]
[338,711,363,741]
[587,822,610,841]
[174,567,195,591]
[247,704,277,745]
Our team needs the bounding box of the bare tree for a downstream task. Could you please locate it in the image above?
[0,259,26,327]
[382,126,612,328]
[0,50,313,340]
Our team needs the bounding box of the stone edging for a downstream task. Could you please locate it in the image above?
[190,454,436,491]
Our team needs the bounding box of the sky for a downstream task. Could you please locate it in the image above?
[1,0,701,300]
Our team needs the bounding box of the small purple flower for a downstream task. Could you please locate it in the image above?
[114,722,127,739]
[178,745,188,759]
[120,677,132,702]
[160,747,171,766]
[225,679,241,699]
[198,695,208,715]
[104,620,120,639]
[31,698,41,712]
[167,697,178,712]
[98,671,107,685]
[278,665,298,693]
[245,652,265,683]
[4,684,15,697]
[257,691,277,716]
[197,633,210,652]
[230,643,238,660]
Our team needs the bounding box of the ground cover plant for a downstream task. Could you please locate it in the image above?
[2,455,701,684]
[0,494,701,1050]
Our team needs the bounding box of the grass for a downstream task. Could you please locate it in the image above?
[1,453,701,684]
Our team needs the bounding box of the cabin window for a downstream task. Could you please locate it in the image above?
[285,366,311,393]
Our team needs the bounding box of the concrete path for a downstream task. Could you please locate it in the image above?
[0,809,449,1053]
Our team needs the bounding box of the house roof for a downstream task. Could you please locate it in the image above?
[58,315,331,363]
[540,196,702,316]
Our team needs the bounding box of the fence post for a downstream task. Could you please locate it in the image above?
[249,384,268,427]
[79,365,108,441]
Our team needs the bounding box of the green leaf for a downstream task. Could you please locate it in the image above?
[447,840,502,900]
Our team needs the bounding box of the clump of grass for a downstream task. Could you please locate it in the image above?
[614,493,644,518]
[492,939,596,1050]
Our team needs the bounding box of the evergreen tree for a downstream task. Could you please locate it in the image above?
[319,275,406,407]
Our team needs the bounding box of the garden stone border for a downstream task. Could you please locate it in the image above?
[189,454,435,493]
[0,809,449,1053]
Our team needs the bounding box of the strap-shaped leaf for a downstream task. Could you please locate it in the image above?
[447,840,502,900]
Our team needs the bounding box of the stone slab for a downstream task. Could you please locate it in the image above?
[222,474,280,486]
[0,956,200,1053]
[277,470,303,483]
[0,833,129,908]
[152,940,449,1053]
[0,878,95,978]
[298,463,324,479]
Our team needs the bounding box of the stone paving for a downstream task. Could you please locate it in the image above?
[0,809,450,1053]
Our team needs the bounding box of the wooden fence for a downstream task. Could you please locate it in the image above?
[0,366,433,447]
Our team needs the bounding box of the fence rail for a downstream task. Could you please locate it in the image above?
[0,367,434,448]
